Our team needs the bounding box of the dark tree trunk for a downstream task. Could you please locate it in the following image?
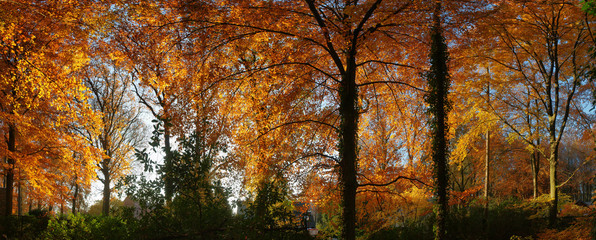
[339,55,359,240]
[531,143,540,199]
[102,162,111,216]
[4,124,16,216]
[427,2,450,239]
[164,124,173,202]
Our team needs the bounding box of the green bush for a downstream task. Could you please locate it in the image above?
[41,213,131,240]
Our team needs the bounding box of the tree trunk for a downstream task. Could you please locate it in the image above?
[483,82,490,238]
[164,124,173,202]
[17,178,22,216]
[4,124,16,216]
[548,137,558,227]
[72,181,79,214]
[102,163,111,216]
[483,128,490,237]
[428,2,450,239]
[339,55,359,240]
[531,144,540,199]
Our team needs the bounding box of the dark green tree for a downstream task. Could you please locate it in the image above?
[120,121,232,239]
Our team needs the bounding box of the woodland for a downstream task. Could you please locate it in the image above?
[0,0,595,240]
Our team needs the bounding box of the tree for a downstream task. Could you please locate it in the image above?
[0,0,102,215]
[108,2,199,202]
[475,0,593,226]
[198,1,431,239]
[83,62,144,216]
[426,1,450,239]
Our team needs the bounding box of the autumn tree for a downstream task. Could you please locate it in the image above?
[473,0,594,226]
[196,1,432,239]
[0,0,102,215]
[82,62,144,216]
[107,2,197,202]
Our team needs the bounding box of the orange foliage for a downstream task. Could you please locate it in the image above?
[0,0,103,213]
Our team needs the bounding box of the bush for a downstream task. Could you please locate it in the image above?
[0,214,49,239]
[365,197,537,240]
[367,216,434,240]
[41,213,131,240]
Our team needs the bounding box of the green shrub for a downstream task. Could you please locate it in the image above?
[40,213,131,240]
[0,214,49,239]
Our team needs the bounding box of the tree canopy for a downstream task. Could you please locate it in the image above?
[1,0,595,239]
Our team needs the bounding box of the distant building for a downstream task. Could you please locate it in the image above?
[122,196,142,218]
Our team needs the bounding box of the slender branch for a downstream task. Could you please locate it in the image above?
[557,157,595,188]
[356,59,421,70]
[358,175,430,188]
[254,119,339,143]
[304,0,345,75]
[357,80,427,93]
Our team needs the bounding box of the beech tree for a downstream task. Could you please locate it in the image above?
[83,62,144,216]
[203,1,430,239]
[0,0,102,215]
[475,0,594,226]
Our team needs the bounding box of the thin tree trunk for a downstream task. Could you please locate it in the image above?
[483,123,490,237]
[531,144,540,199]
[526,97,540,199]
[72,181,79,214]
[483,81,490,238]
[17,177,21,216]
[4,124,16,216]
[164,124,173,202]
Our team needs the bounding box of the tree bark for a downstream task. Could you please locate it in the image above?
[428,2,450,239]
[17,177,22,216]
[339,54,359,240]
[483,126,490,237]
[531,144,540,199]
[483,82,490,238]
[102,161,111,216]
[4,124,16,216]
[72,180,79,214]
[548,137,558,227]
[164,123,173,202]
